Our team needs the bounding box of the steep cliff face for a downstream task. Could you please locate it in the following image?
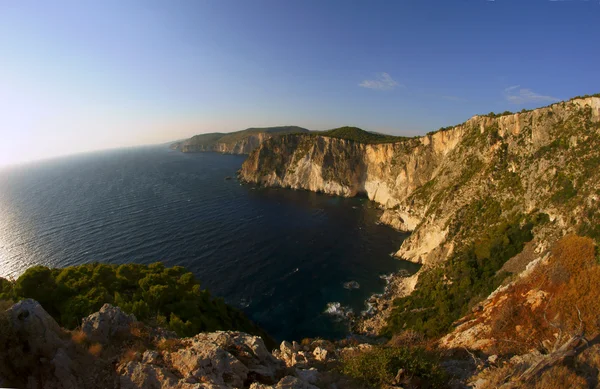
[172,126,310,155]
[179,132,271,154]
[240,97,600,268]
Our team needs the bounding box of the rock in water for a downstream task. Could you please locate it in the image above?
[343,280,360,290]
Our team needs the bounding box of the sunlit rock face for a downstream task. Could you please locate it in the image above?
[240,97,600,268]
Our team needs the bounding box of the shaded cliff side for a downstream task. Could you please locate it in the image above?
[171,126,310,155]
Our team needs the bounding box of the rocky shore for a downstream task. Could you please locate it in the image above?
[353,270,418,336]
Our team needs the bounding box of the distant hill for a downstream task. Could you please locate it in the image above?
[316,126,408,144]
[171,126,310,155]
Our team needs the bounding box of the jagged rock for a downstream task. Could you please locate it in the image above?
[120,331,285,389]
[0,299,117,389]
[81,303,136,344]
[7,299,65,354]
[250,375,319,389]
[295,368,319,384]
[119,361,181,389]
[488,355,498,365]
[312,347,328,362]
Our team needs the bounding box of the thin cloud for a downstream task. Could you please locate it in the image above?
[359,73,402,90]
[440,95,467,102]
[504,85,559,104]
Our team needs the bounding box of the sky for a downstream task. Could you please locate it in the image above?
[0,0,598,166]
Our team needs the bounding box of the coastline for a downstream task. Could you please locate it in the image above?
[353,269,419,336]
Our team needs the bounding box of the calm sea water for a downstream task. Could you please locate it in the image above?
[0,146,418,341]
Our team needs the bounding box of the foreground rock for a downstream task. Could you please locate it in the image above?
[0,300,351,389]
[119,331,286,389]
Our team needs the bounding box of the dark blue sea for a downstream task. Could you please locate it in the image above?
[0,146,418,341]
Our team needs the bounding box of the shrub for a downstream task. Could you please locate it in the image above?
[341,346,446,388]
[13,262,272,345]
[385,214,535,337]
[486,236,600,354]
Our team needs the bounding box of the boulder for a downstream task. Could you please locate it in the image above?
[312,347,328,362]
[295,368,319,385]
[81,303,136,344]
[120,331,285,388]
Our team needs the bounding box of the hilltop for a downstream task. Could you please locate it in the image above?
[171,126,310,155]
[314,127,409,144]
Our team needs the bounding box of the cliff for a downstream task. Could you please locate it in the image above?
[240,96,600,338]
[240,97,600,265]
[171,126,310,155]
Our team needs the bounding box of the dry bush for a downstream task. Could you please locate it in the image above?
[300,338,312,346]
[129,321,150,339]
[531,365,587,389]
[388,330,425,348]
[0,300,14,311]
[483,236,600,355]
[71,329,88,345]
[88,343,103,357]
[157,338,183,352]
[472,364,517,389]
[119,348,139,365]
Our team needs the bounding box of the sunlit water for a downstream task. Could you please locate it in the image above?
[0,146,418,340]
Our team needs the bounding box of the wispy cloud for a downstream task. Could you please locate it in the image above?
[504,85,559,104]
[440,95,467,102]
[359,73,402,90]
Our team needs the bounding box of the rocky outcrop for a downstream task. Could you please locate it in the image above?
[119,331,286,389]
[0,299,118,388]
[240,97,600,335]
[0,301,351,389]
[82,303,136,344]
[240,97,600,265]
[172,126,310,155]
[178,132,272,155]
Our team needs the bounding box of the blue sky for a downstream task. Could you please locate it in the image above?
[0,0,598,165]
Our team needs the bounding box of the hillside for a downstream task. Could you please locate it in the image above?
[0,262,270,342]
[315,127,408,144]
[240,95,600,332]
[171,126,310,155]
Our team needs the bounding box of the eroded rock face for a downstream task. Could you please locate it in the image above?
[82,303,136,344]
[240,97,600,268]
[250,375,319,389]
[2,301,338,389]
[118,331,286,389]
[0,299,117,389]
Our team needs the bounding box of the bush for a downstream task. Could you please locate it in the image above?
[385,214,535,337]
[341,346,446,388]
[12,262,271,345]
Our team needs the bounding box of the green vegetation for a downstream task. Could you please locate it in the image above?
[0,262,270,342]
[385,213,537,337]
[317,126,407,144]
[551,173,577,204]
[176,126,310,150]
[341,346,446,388]
[570,93,600,99]
[483,111,514,118]
[219,126,309,143]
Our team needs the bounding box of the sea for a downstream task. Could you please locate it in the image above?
[0,146,418,341]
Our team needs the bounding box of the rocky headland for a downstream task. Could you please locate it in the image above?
[171,126,309,155]
[239,96,600,335]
